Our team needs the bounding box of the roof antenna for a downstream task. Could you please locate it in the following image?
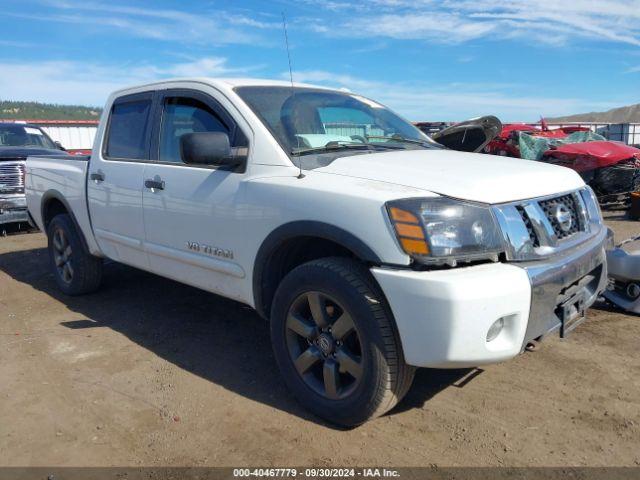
[281,12,304,179]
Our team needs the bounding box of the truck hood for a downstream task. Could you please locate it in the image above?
[313,149,585,204]
[0,146,69,159]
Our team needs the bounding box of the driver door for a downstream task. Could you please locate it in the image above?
[142,88,250,299]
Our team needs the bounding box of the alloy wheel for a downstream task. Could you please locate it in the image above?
[285,291,363,400]
[52,228,74,284]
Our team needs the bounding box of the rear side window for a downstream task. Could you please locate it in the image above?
[105,99,152,159]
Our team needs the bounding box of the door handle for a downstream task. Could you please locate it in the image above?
[90,171,105,182]
[144,178,165,191]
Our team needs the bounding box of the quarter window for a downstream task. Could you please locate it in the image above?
[105,99,152,159]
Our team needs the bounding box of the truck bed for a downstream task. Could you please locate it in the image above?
[25,154,101,254]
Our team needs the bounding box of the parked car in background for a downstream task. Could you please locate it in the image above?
[418,116,502,153]
[26,79,607,425]
[25,119,99,156]
[484,123,640,208]
[0,122,69,228]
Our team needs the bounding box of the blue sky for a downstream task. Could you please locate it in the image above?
[1,0,639,121]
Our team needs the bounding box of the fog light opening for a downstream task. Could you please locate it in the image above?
[486,317,505,342]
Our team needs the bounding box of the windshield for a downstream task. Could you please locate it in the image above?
[0,124,58,150]
[235,86,440,159]
[0,124,57,149]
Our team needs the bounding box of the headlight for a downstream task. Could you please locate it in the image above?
[386,197,504,266]
[580,186,602,225]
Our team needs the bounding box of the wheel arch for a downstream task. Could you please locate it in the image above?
[252,221,382,319]
[41,190,91,254]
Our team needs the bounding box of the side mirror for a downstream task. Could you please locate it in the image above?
[180,132,242,168]
[55,141,67,151]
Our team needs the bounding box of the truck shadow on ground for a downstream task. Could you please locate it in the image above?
[0,246,475,428]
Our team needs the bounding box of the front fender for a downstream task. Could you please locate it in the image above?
[252,220,382,318]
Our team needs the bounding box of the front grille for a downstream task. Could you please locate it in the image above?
[0,161,26,194]
[493,188,599,262]
[539,194,583,240]
[513,192,587,249]
[516,206,539,247]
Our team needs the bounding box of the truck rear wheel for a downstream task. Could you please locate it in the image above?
[270,257,415,426]
[47,214,102,295]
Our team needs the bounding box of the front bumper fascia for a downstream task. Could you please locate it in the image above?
[0,194,28,226]
[519,225,608,345]
[372,226,608,368]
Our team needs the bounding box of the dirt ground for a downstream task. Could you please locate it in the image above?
[1,212,639,467]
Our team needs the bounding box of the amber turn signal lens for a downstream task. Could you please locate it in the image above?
[388,204,430,256]
[400,238,429,255]
[394,223,424,239]
[389,207,419,224]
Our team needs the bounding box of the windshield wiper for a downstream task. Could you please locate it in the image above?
[291,141,401,156]
[365,134,437,148]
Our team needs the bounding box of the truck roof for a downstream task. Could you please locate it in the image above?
[213,78,330,88]
[110,77,338,97]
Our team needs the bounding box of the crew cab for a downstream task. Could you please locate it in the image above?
[0,122,68,228]
[26,79,608,426]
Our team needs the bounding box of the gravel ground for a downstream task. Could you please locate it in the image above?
[0,213,639,467]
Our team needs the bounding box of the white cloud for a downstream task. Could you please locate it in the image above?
[0,57,253,106]
[347,13,496,44]
[290,70,380,91]
[12,0,279,46]
[0,40,36,48]
[303,0,640,47]
[0,57,623,121]
[289,70,620,121]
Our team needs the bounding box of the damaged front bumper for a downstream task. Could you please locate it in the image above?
[519,225,608,344]
[371,226,608,368]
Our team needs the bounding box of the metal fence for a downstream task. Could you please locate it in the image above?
[543,122,640,146]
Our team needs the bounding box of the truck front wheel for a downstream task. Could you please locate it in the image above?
[47,214,102,295]
[270,257,415,426]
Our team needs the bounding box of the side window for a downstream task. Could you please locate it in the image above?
[159,97,231,163]
[105,99,152,159]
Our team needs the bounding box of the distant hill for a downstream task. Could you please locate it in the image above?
[549,103,640,123]
[0,100,101,120]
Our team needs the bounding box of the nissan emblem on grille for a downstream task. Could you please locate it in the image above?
[552,203,573,233]
[539,193,583,240]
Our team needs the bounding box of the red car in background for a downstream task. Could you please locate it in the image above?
[483,122,640,207]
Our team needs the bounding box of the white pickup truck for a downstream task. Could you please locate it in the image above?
[26,78,608,426]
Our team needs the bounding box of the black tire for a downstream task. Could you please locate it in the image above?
[47,214,102,295]
[270,257,415,426]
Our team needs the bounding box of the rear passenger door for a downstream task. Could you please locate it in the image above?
[141,89,250,300]
[87,92,153,270]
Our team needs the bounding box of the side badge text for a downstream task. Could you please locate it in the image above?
[186,241,234,260]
